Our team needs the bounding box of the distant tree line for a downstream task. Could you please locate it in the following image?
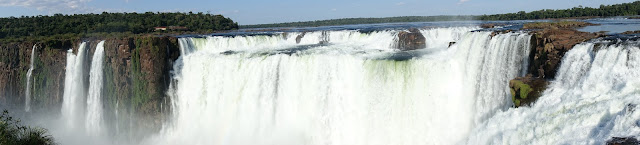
[242,1,640,29]
[0,12,239,39]
[241,16,476,29]
[479,1,640,20]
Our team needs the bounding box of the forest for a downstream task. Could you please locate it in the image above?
[479,1,640,20]
[0,12,238,39]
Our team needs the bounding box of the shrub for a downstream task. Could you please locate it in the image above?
[0,110,55,145]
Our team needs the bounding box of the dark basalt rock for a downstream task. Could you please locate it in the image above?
[606,137,639,145]
[529,28,599,79]
[396,28,426,51]
[509,75,549,107]
[295,32,307,44]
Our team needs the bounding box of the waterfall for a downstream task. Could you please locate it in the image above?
[151,28,532,145]
[86,41,105,135]
[62,42,88,130]
[465,40,640,144]
[25,44,36,112]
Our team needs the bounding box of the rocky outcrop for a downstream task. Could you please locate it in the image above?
[507,22,607,108]
[509,75,549,107]
[606,137,639,145]
[295,32,306,44]
[396,28,426,51]
[523,21,598,29]
[528,28,601,79]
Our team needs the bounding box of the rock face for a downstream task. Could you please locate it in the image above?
[396,28,426,51]
[509,75,549,107]
[0,35,180,136]
[606,137,639,145]
[528,25,601,79]
[505,22,605,108]
[0,40,72,111]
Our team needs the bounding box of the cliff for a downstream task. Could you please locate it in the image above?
[0,35,180,136]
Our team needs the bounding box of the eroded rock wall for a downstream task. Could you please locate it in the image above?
[0,36,179,136]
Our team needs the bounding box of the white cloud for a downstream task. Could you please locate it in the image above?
[0,0,92,13]
[457,0,469,5]
[330,8,337,11]
[396,2,406,6]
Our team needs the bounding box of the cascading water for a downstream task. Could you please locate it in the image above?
[25,44,36,112]
[61,42,88,130]
[152,28,532,145]
[465,40,640,144]
[86,41,105,135]
[420,27,478,49]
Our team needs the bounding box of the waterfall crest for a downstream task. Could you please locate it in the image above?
[25,44,36,112]
[62,42,88,130]
[86,41,106,136]
[152,28,532,145]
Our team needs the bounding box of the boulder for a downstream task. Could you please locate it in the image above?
[606,137,639,145]
[509,75,549,107]
[396,28,426,51]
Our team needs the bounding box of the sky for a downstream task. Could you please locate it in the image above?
[0,0,637,25]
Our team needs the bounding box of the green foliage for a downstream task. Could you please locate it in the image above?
[479,1,640,20]
[0,110,55,145]
[131,38,149,112]
[103,57,118,112]
[241,15,476,28]
[0,12,239,39]
[512,80,533,99]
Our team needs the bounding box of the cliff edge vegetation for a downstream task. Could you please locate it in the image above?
[0,12,239,42]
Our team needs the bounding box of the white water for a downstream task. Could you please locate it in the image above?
[185,27,477,54]
[86,41,105,136]
[152,28,531,145]
[466,41,640,144]
[25,44,36,112]
[420,27,479,49]
[61,42,88,130]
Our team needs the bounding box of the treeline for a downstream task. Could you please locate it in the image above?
[0,12,239,39]
[480,1,640,20]
[241,16,476,29]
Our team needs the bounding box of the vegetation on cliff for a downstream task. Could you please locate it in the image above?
[0,12,239,39]
[479,1,640,20]
[0,110,55,145]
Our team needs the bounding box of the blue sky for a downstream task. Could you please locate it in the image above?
[0,0,637,25]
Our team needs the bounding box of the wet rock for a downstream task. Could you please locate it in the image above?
[480,23,496,28]
[448,42,456,47]
[621,30,640,35]
[523,21,598,29]
[480,23,509,29]
[606,137,639,145]
[319,31,330,44]
[396,28,426,51]
[529,28,599,79]
[295,32,306,44]
[509,75,549,107]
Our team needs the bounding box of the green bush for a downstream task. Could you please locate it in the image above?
[0,110,55,145]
